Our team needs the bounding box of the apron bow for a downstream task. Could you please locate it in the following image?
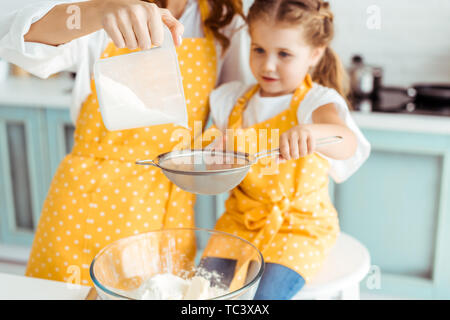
[239,189,293,253]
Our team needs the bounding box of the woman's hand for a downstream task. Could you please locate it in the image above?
[98,0,184,50]
[25,0,184,48]
[279,125,316,161]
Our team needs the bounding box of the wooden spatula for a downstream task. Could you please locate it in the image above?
[85,287,98,300]
[228,259,251,293]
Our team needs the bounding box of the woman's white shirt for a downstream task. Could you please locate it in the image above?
[0,0,255,123]
[209,81,371,183]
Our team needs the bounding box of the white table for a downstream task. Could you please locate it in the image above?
[0,233,370,300]
[0,272,91,300]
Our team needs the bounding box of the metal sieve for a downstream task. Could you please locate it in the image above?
[135,136,343,195]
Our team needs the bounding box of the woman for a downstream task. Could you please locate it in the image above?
[0,0,254,285]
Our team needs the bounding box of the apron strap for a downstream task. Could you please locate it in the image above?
[198,0,215,41]
[227,74,313,131]
[287,74,314,120]
[227,84,260,130]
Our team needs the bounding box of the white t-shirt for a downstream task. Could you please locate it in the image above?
[0,0,256,123]
[209,81,371,183]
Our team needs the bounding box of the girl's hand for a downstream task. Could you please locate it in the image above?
[279,125,316,161]
[98,0,184,50]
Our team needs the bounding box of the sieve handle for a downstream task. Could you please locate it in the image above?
[316,135,344,146]
[135,159,160,168]
[253,149,280,162]
[253,135,343,161]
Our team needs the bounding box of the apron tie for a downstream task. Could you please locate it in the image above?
[232,185,293,254]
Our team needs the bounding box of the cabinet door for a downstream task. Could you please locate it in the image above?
[194,192,229,249]
[334,129,450,299]
[0,106,48,246]
[45,109,75,182]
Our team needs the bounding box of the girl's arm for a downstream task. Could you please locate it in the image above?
[24,0,183,49]
[279,103,357,161]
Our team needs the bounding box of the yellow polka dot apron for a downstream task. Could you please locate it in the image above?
[25,0,217,286]
[204,75,340,283]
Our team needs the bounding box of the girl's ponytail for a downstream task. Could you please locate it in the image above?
[312,47,350,102]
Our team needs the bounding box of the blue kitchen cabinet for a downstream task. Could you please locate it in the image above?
[45,109,75,182]
[0,106,49,246]
[194,192,228,249]
[0,106,75,246]
[333,128,450,299]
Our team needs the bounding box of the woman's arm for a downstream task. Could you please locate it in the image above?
[24,1,102,46]
[279,103,357,161]
[24,0,184,49]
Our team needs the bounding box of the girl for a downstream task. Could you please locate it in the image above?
[0,0,255,286]
[201,0,370,299]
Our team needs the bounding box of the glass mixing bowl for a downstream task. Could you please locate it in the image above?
[90,228,264,300]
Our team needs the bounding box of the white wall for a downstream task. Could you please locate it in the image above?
[329,0,450,86]
[2,0,449,87]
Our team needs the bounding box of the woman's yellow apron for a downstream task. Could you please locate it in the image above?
[25,0,217,285]
[204,75,340,283]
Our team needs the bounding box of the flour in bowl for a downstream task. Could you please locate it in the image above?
[127,273,228,300]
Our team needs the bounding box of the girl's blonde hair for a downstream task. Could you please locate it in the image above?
[150,0,244,52]
[247,0,350,101]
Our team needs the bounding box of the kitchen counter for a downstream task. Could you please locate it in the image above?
[351,111,450,135]
[0,75,73,108]
[1,76,449,135]
[0,272,90,300]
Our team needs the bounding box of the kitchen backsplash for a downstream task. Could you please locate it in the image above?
[329,0,450,86]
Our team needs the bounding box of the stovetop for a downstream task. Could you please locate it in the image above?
[351,89,450,117]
